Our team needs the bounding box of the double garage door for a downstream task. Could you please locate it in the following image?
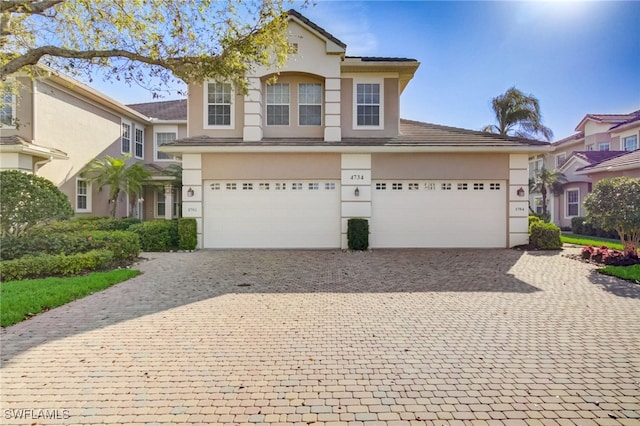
[203,180,341,248]
[202,179,506,248]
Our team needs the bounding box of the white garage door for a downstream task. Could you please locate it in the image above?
[371,180,507,248]
[203,180,340,248]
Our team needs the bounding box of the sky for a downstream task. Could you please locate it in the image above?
[90,1,640,141]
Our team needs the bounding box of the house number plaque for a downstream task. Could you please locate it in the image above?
[341,169,371,185]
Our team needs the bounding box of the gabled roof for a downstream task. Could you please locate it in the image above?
[286,9,346,49]
[552,132,584,147]
[127,99,187,121]
[575,109,640,132]
[573,150,628,165]
[576,150,640,174]
[609,110,640,132]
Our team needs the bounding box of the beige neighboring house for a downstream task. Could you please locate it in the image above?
[529,109,640,229]
[156,10,550,249]
[0,66,186,220]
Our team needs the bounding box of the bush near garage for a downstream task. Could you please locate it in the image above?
[128,220,179,252]
[178,218,197,250]
[0,230,140,261]
[528,215,543,233]
[347,218,369,251]
[0,250,115,281]
[529,222,562,250]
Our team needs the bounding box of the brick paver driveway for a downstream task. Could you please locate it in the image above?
[1,248,639,425]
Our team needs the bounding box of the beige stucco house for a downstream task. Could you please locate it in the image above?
[0,67,186,220]
[158,10,549,249]
[529,110,640,229]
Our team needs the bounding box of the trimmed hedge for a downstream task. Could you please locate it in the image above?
[571,216,618,239]
[528,215,543,234]
[32,217,141,234]
[178,218,197,250]
[0,231,140,261]
[530,222,562,250]
[0,250,114,281]
[347,218,369,251]
[128,220,178,252]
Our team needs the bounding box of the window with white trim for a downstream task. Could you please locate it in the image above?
[355,80,382,128]
[534,197,543,215]
[76,179,91,212]
[325,183,336,190]
[266,83,289,126]
[154,126,177,161]
[205,82,233,127]
[156,188,179,218]
[566,189,579,217]
[598,142,610,151]
[121,121,131,154]
[1,82,16,127]
[622,135,638,151]
[529,158,543,179]
[299,83,322,126]
[134,128,144,159]
[586,144,594,151]
[555,152,566,168]
[376,182,387,190]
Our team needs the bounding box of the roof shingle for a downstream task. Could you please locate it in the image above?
[127,99,187,121]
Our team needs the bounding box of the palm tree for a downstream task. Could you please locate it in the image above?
[80,155,151,218]
[529,167,567,219]
[482,87,553,141]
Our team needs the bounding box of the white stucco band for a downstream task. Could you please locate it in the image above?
[341,154,371,249]
[181,153,203,248]
[508,154,529,247]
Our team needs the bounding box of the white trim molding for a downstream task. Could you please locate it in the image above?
[352,77,384,130]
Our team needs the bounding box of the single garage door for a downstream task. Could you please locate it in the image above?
[371,180,507,248]
[203,180,340,248]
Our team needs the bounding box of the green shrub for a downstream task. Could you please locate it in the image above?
[0,250,114,281]
[168,219,180,248]
[528,215,542,234]
[347,218,369,251]
[530,222,562,250]
[129,220,175,252]
[570,216,617,239]
[178,218,197,250]
[0,230,140,261]
[32,217,141,234]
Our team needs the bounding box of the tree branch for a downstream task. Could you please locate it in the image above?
[0,45,220,79]
[1,0,63,14]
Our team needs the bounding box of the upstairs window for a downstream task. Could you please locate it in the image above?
[121,122,131,154]
[555,152,566,168]
[355,82,381,127]
[266,83,289,126]
[622,135,638,151]
[134,128,144,159]
[206,82,233,127]
[1,83,15,127]
[298,83,322,126]
[154,125,177,161]
[598,142,610,151]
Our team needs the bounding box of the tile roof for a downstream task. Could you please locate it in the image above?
[576,149,640,173]
[573,150,628,165]
[287,9,346,49]
[575,109,640,131]
[609,110,640,131]
[552,132,584,147]
[345,56,418,63]
[126,99,187,121]
[0,135,68,158]
[164,119,549,148]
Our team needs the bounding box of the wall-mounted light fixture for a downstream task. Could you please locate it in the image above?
[187,187,195,197]
[516,187,525,197]
[354,187,360,197]
[137,197,144,203]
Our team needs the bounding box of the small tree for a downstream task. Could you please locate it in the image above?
[0,170,73,236]
[529,167,567,220]
[584,177,640,256]
[80,155,151,218]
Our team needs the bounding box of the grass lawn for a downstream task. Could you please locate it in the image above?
[1,269,140,327]
[561,233,624,250]
[599,264,640,283]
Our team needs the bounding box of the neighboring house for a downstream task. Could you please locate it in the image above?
[0,66,186,220]
[529,109,640,228]
[157,10,550,249]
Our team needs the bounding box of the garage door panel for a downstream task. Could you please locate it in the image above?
[203,180,340,248]
[371,180,506,248]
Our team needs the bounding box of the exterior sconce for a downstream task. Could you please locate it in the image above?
[354,187,360,197]
[137,197,144,203]
[516,187,525,197]
[187,187,195,197]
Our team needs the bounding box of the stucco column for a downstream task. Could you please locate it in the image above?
[181,154,203,248]
[508,154,529,247]
[341,154,371,249]
[324,78,341,142]
[243,77,263,141]
[164,184,173,220]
